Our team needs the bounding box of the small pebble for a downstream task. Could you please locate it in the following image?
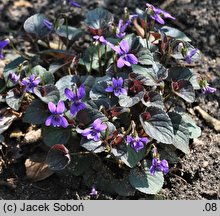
[202,161,209,168]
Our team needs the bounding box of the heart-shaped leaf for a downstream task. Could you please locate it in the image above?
[85,8,114,30]
[24,14,51,37]
[172,80,195,103]
[129,166,164,195]
[23,99,49,124]
[46,144,71,171]
[140,106,174,144]
[167,67,200,90]
[157,144,180,164]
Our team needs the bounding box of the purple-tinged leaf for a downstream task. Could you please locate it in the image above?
[172,80,195,103]
[46,144,71,171]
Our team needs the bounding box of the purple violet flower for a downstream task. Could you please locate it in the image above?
[105,77,127,97]
[184,49,198,64]
[65,85,87,116]
[0,39,9,59]
[146,3,175,25]
[150,158,169,175]
[126,135,149,152]
[80,118,107,142]
[45,101,68,128]
[93,35,108,45]
[8,72,19,84]
[112,39,138,68]
[199,80,216,94]
[90,186,98,197]
[202,86,217,94]
[43,19,54,31]
[116,15,137,39]
[21,75,41,93]
[68,0,81,7]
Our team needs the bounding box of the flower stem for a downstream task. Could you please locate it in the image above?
[98,43,103,75]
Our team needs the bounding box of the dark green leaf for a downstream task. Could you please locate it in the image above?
[167,67,200,90]
[168,112,190,154]
[157,144,180,164]
[34,84,60,104]
[140,106,174,144]
[95,170,135,196]
[42,126,71,147]
[23,99,49,124]
[111,175,136,196]
[23,14,51,37]
[172,80,195,103]
[129,166,164,195]
[46,144,70,171]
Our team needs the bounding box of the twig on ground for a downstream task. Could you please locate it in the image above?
[194,106,220,132]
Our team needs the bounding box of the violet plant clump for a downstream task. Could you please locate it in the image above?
[0,2,215,197]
